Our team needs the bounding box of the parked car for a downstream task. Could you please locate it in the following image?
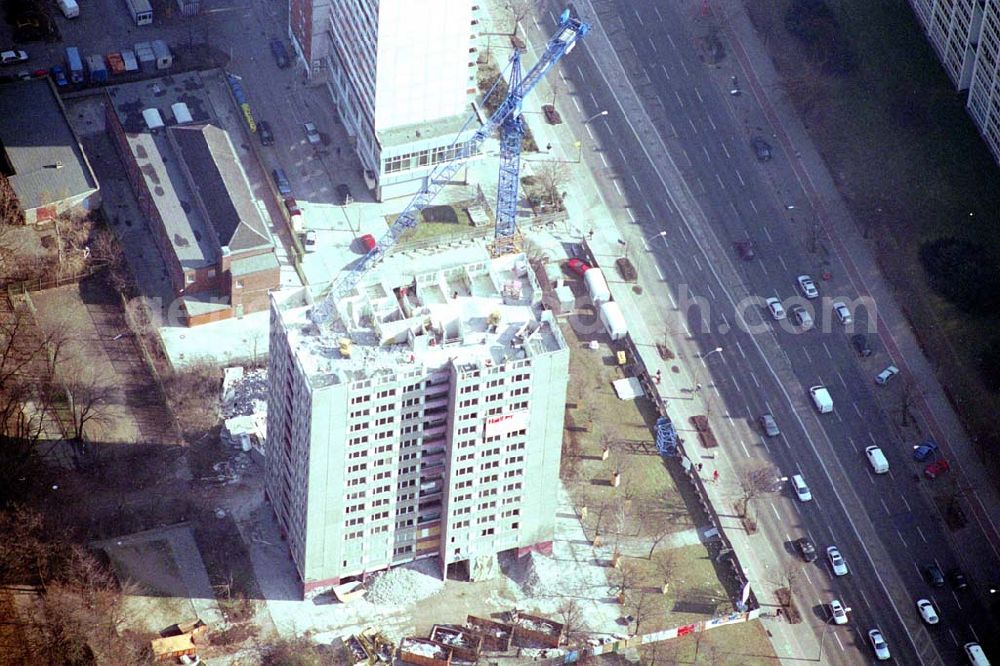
[269,38,290,68]
[734,239,755,260]
[916,599,939,625]
[924,458,950,479]
[913,439,939,461]
[751,136,772,161]
[765,297,786,320]
[796,537,817,562]
[790,305,813,329]
[949,568,968,590]
[272,168,292,196]
[304,122,321,145]
[791,474,812,502]
[0,50,29,65]
[868,628,890,661]
[258,120,274,146]
[336,183,353,205]
[566,258,591,277]
[829,599,849,625]
[851,333,873,357]
[832,301,852,325]
[359,233,377,252]
[303,229,317,251]
[49,65,67,86]
[759,413,780,437]
[875,365,900,385]
[827,546,848,576]
[923,562,945,587]
[797,275,819,299]
[283,198,300,216]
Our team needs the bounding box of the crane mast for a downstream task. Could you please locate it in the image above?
[311,8,589,326]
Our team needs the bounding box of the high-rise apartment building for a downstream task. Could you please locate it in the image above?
[907,0,1000,163]
[289,0,482,200]
[264,251,569,596]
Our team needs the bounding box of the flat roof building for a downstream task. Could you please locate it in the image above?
[289,0,483,200]
[265,249,569,596]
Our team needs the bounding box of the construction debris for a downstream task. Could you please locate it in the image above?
[342,628,394,665]
[400,637,452,666]
[364,558,444,606]
[221,367,268,418]
[509,610,564,648]
[333,580,366,604]
[465,615,513,652]
[430,625,482,662]
[150,618,207,661]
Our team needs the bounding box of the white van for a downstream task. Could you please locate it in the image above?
[809,385,833,413]
[964,642,990,666]
[865,446,889,474]
[791,474,812,502]
[58,0,80,18]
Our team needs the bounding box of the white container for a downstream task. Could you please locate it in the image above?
[171,102,193,125]
[121,50,139,71]
[584,267,611,304]
[58,0,80,18]
[142,107,164,131]
[599,301,627,341]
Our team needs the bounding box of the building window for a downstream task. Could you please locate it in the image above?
[235,279,244,289]
[186,273,195,284]
[481,528,494,536]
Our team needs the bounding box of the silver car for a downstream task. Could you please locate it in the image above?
[759,413,780,437]
[304,122,322,145]
[868,628,890,661]
[790,306,813,329]
[830,599,848,625]
[916,599,939,625]
[827,546,848,576]
[875,365,899,385]
[832,301,852,325]
[797,274,819,299]
[765,297,786,320]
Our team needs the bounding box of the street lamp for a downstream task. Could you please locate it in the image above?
[693,347,723,391]
[584,109,609,123]
[644,231,667,249]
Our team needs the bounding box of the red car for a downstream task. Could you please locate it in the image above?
[566,258,591,277]
[283,198,300,215]
[360,234,377,252]
[924,459,950,480]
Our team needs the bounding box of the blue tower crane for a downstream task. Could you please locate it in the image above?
[311,8,588,326]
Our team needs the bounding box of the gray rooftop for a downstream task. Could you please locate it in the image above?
[376,110,479,151]
[169,124,272,253]
[0,79,98,211]
[231,251,279,277]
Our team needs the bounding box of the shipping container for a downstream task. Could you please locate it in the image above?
[65,46,84,83]
[584,267,611,304]
[85,54,108,83]
[125,0,153,25]
[134,42,156,71]
[106,53,125,75]
[121,49,138,72]
[151,40,172,69]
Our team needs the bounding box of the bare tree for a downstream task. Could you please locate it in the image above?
[556,598,584,639]
[531,160,569,212]
[651,548,677,594]
[899,377,922,427]
[782,561,802,598]
[623,590,654,635]
[642,512,674,559]
[738,464,778,518]
[548,70,565,107]
[507,0,534,38]
[64,363,115,442]
[90,225,132,295]
[610,558,639,601]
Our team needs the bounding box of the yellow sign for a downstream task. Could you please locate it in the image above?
[241,103,256,133]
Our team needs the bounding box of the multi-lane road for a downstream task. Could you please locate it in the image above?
[522,0,1000,662]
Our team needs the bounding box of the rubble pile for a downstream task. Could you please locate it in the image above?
[365,559,445,606]
[222,368,268,418]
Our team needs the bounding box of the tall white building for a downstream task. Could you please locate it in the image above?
[264,250,569,596]
[907,0,1000,163]
[289,0,482,200]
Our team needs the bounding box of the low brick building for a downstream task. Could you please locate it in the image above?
[105,76,279,326]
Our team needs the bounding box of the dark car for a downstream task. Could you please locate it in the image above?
[948,568,968,590]
[272,168,292,196]
[269,38,290,69]
[913,439,939,461]
[283,198,300,215]
[924,459,950,479]
[735,239,755,261]
[851,334,873,357]
[923,563,945,587]
[336,183,353,206]
[796,537,817,562]
[258,120,274,146]
[49,65,67,86]
[751,136,772,162]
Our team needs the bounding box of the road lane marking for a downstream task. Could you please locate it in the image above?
[916,525,926,542]
[633,7,643,24]
[626,207,636,222]
[900,495,911,512]
[679,58,690,77]
[585,124,594,140]
[572,96,582,112]
[667,288,677,309]
[689,118,699,135]
[576,64,586,82]
[868,431,877,445]
[859,589,871,610]
[749,198,758,214]
[897,529,907,547]
[729,201,739,217]
[674,90,685,107]
[880,498,890,515]
[654,263,664,279]
[715,173,725,190]
[719,310,728,329]
[853,402,862,418]
[835,410,843,423]
[653,6,663,21]
[968,624,978,641]
[732,374,741,393]
[735,169,744,187]
[694,87,703,103]
[648,37,657,53]
[948,629,959,646]
[836,371,848,389]
[605,121,615,136]
[802,348,812,364]
[770,502,780,520]
[667,34,677,50]
[823,341,832,359]
[613,180,623,196]
[631,174,642,192]
[759,261,768,276]
[736,341,746,359]
[834,634,844,651]
[672,257,683,275]
[706,283,717,300]
[750,372,760,387]
[660,63,670,81]
[600,152,608,167]
[667,120,677,137]
[681,147,691,165]
[740,439,750,457]
[707,114,717,130]
[722,143,732,159]
[762,225,773,242]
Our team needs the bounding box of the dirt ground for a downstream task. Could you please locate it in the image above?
[29,275,181,446]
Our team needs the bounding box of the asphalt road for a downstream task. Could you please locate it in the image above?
[522,1,1000,663]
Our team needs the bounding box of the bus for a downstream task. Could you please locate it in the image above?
[124,0,152,25]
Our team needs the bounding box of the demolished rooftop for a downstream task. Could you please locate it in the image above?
[272,248,567,388]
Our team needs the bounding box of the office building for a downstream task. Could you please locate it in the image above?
[264,249,569,596]
[288,0,482,200]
